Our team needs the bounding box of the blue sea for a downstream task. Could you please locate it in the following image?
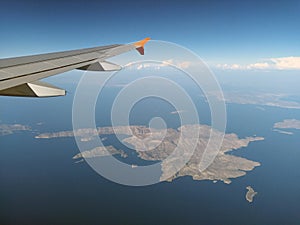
[1,82,300,225]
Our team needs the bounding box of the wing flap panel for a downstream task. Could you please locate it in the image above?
[0,81,65,97]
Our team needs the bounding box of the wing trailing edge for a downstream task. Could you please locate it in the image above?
[77,61,122,71]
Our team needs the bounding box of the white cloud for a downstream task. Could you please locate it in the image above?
[269,57,300,70]
[178,61,192,69]
[132,63,154,70]
[161,59,174,67]
[246,62,270,70]
[125,59,193,71]
[136,64,143,70]
[217,64,243,70]
[158,59,192,69]
[217,56,300,71]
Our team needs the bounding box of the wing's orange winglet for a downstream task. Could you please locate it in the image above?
[134,37,151,48]
[134,37,151,55]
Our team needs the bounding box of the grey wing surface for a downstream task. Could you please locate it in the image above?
[0,38,150,97]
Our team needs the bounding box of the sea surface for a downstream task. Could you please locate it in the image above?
[1,83,300,225]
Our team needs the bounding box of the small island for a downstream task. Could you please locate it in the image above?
[246,186,257,203]
[73,146,128,159]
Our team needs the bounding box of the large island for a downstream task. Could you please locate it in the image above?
[36,124,264,184]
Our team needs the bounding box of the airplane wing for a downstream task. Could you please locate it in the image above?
[0,38,150,97]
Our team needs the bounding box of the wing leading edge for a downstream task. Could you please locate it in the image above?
[0,37,150,97]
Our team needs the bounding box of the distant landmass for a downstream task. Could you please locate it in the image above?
[36,124,264,184]
[273,119,300,135]
[274,119,300,129]
[0,124,31,136]
[212,91,300,109]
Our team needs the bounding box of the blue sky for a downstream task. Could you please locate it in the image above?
[0,0,299,66]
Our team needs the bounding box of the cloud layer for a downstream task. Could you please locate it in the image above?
[126,59,192,71]
[217,57,300,71]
